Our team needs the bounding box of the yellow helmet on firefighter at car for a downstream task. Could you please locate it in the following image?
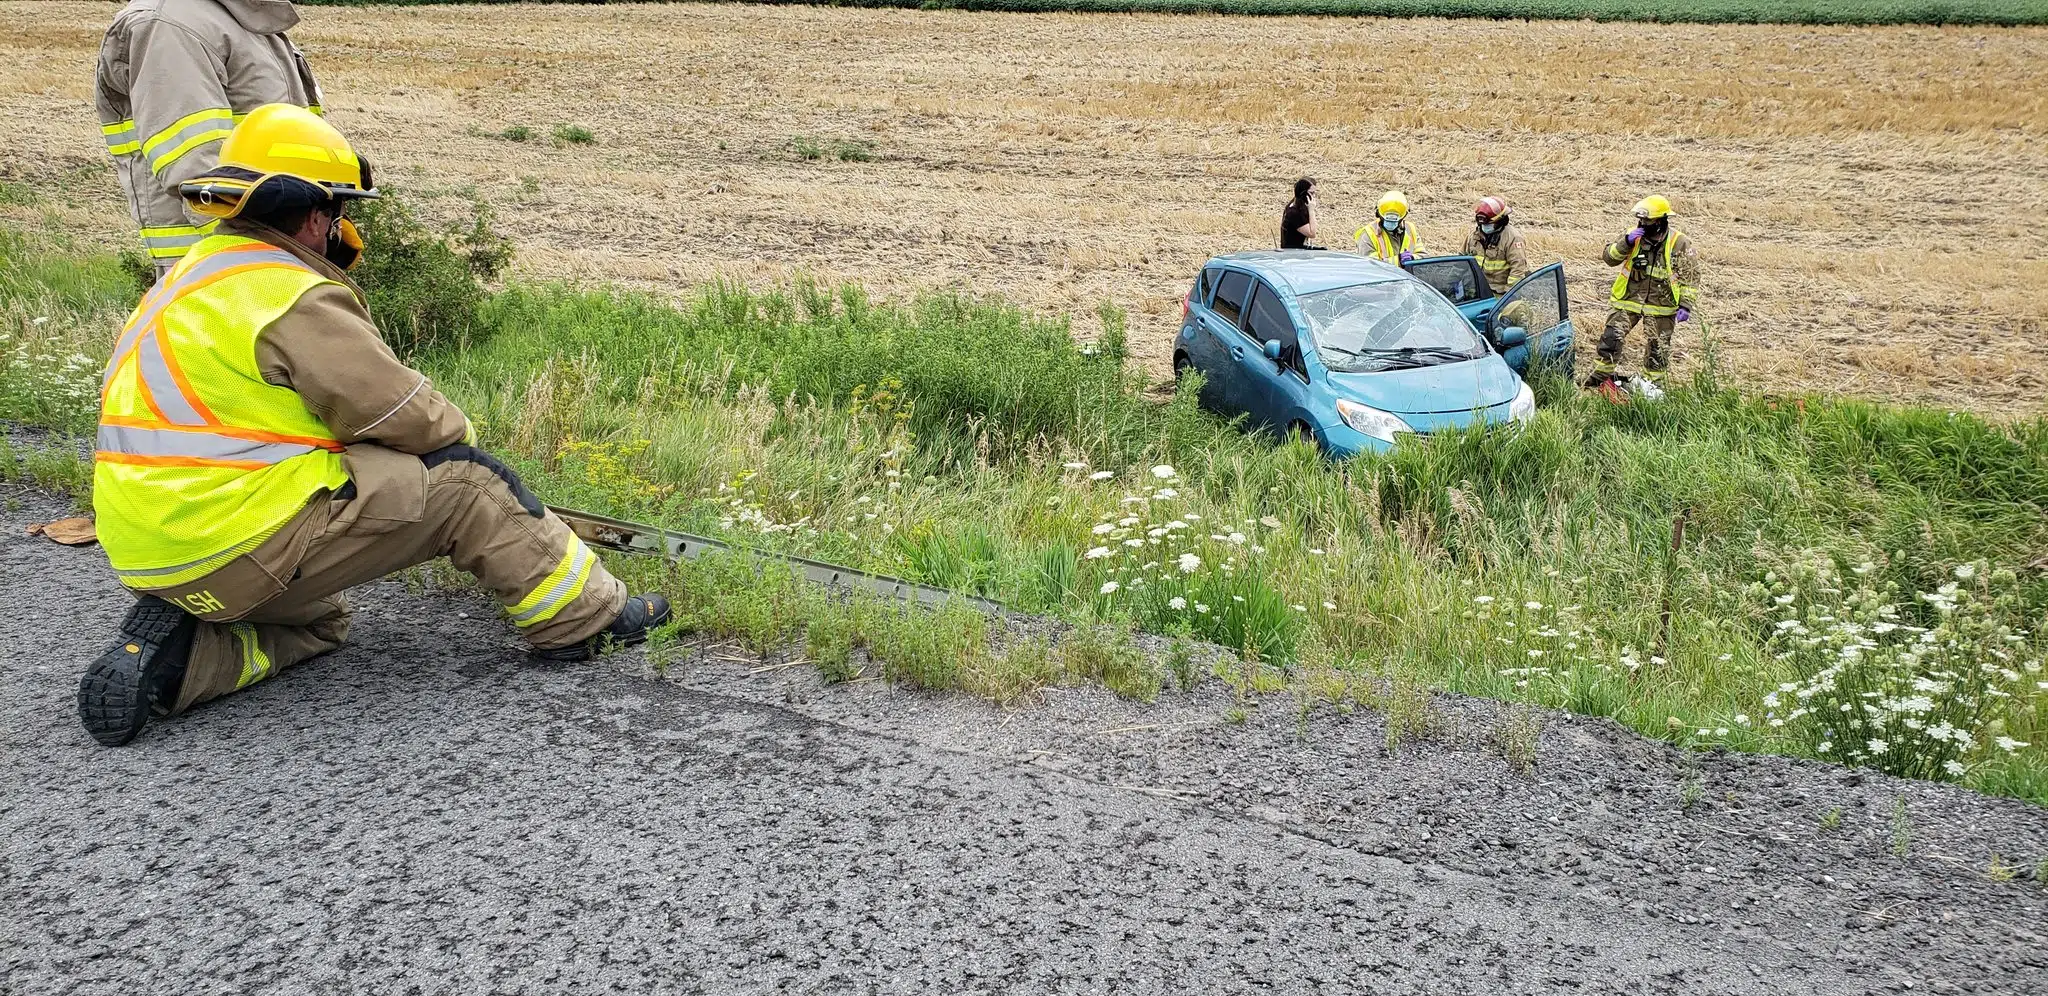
[1632,195,1673,221]
[180,104,380,220]
[1376,190,1410,221]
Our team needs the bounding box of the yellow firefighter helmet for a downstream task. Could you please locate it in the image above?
[180,104,379,220]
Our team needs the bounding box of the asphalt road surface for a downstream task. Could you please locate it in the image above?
[3,491,2046,995]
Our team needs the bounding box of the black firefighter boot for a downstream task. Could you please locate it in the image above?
[533,594,673,663]
[77,595,196,747]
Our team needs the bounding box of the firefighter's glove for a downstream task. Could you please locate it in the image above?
[1674,307,1691,323]
[421,444,546,518]
[1398,251,1415,264]
[1624,227,1645,245]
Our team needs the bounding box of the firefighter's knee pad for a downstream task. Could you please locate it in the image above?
[421,444,545,518]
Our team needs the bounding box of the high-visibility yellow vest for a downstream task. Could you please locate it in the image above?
[93,234,350,589]
[1360,223,1417,263]
[1610,232,1691,317]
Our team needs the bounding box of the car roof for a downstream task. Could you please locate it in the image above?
[1206,250,1407,296]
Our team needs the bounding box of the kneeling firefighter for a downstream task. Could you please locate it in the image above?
[1595,194,1700,389]
[77,104,669,746]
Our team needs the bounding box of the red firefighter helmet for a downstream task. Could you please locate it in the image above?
[1474,196,1510,223]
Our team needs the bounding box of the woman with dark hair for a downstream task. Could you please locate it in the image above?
[1280,177,1321,250]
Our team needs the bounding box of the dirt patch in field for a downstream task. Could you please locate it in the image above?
[3,2,2045,413]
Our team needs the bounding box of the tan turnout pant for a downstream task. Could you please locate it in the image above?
[1598,308,1676,377]
[137,443,626,714]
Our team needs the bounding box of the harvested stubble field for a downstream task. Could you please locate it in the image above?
[2,1,2046,413]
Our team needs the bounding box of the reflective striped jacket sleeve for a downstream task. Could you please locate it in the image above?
[124,16,235,191]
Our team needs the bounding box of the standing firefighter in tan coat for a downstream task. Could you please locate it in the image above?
[1595,194,1700,389]
[96,0,324,274]
[1462,196,1529,296]
[77,106,671,747]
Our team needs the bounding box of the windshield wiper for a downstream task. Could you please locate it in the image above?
[1364,346,1478,360]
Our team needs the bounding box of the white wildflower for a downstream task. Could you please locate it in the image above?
[1177,553,1201,573]
[1061,461,1087,470]
[1995,737,2029,752]
[1168,596,1186,610]
[1954,563,1977,581]
[1099,581,1119,595]
[1867,739,1888,754]
[1089,470,1115,481]
[1151,465,1177,480]
[1195,603,1210,614]
[1091,523,1115,535]
[1085,546,1113,560]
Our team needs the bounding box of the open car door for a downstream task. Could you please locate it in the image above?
[1485,262,1574,379]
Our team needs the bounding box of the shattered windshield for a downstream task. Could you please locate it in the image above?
[1298,279,1490,373]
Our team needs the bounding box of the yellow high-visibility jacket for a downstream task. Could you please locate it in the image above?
[95,0,324,264]
[1357,223,1418,263]
[1603,230,1701,317]
[94,233,349,589]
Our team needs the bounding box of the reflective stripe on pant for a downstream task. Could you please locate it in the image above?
[148,443,628,715]
[1599,309,1676,375]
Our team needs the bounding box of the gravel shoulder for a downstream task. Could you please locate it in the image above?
[3,488,2045,995]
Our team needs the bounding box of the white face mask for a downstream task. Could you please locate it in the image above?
[1381,215,1402,232]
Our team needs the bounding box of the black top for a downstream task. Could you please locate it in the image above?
[1279,202,1310,249]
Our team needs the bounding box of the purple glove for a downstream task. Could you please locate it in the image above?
[1625,227,1645,245]
[1674,307,1691,323]
[1398,251,1416,264]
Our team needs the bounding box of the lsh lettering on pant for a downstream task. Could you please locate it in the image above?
[174,590,226,615]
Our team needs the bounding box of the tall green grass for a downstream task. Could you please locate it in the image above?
[3,217,2043,803]
[298,0,2048,27]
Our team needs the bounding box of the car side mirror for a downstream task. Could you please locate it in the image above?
[1262,339,1283,360]
[1497,326,1529,349]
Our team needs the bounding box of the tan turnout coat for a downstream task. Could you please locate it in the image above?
[95,0,324,266]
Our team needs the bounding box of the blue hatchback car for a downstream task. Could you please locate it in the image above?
[1173,251,1575,458]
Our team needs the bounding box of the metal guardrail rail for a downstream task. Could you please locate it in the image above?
[547,504,1006,615]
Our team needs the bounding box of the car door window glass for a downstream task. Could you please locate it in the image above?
[1244,282,1303,374]
[1405,258,1490,305]
[1492,266,1565,337]
[1211,270,1252,326]
[1196,267,1218,306]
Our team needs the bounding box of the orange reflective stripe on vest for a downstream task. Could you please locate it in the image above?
[103,243,307,385]
[96,243,327,471]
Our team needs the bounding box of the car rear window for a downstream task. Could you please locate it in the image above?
[1211,270,1252,326]
[1195,267,1219,305]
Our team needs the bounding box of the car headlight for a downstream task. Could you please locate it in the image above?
[1510,381,1536,424]
[1334,399,1411,442]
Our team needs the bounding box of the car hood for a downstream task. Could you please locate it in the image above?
[1322,355,1521,417]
